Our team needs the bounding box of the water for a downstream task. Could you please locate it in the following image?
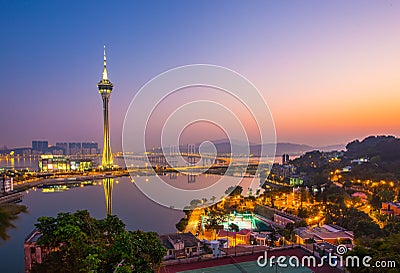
[0,176,184,273]
[0,155,274,272]
[0,157,41,171]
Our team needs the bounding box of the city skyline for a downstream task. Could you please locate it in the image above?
[1,1,400,150]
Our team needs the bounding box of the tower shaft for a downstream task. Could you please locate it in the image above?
[101,94,113,167]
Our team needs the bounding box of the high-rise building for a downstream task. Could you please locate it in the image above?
[68,142,82,155]
[55,142,99,155]
[282,154,290,165]
[82,142,99,155]
[55,142,68,154]
[32,140,48,154]
[97,46,114,169]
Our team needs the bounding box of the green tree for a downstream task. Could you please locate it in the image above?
[225,186,243,197]
[105,230,166,273]
[346,234,400,273]
[31,210,165,273]
[175,218,188,232]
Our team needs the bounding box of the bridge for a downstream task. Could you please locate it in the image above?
[120,153,272,179]
[118,152,268,167]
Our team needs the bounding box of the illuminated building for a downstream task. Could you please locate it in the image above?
[70,160,93,171]
[217,229,251,247]
[295,224,354,246]
[1,176,13,193]
[289,175,304,186]
[39,155,92,172]
[97,46,114,169]
[39,155,70,172]
[273,211,302,227]
[381,202,400,217]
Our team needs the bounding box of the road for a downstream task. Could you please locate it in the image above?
[184,208,203,234]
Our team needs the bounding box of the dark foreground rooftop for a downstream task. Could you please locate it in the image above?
[159,247,342,273]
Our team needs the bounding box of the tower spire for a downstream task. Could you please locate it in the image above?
[102,45,108,80]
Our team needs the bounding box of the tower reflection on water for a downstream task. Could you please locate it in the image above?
[103,178,114,216]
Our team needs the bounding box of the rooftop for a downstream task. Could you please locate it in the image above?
[25,230,42,244]
[295,225,353,241]
[383,202,400,208]
[217,229,251,238]
[159,232,199,249]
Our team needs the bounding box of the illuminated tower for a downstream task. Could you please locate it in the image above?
[97,46,114,169]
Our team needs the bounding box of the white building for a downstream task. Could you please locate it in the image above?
[1,176,13,193]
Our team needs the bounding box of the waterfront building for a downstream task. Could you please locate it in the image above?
[38,155,92,172]
[97,46,114,169]
[39,155,70,172]
[0,176,13,193]
[70,159,93,171]
[8,147,32,156]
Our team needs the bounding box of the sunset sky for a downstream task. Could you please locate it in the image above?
[1,1,399,150]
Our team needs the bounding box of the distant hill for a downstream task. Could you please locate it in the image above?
[317,143,346,152]
[176,140,345,157]
[346,135,400,162]
[155,139,346,156]
[254,143,314,156]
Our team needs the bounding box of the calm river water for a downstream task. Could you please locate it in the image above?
[0,156,268,272]
[0,176,184,273]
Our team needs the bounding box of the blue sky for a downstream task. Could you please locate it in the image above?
[1,1,399,150]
